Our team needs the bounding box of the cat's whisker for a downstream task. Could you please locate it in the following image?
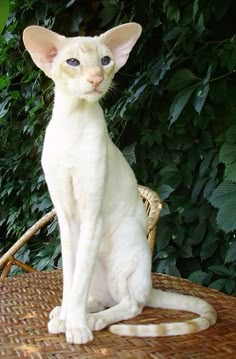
[108,81,119,98]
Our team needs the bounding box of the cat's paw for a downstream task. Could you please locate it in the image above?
[66,326,93,344]
[48,317,66,334]
[87,313,107,331]
[49,306,62,320]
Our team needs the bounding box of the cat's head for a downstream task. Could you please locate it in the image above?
[23,23,142,102]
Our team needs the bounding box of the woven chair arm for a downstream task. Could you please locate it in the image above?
[138,185,162,233]
[0,209,56,270]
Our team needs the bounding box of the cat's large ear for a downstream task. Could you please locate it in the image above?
[100,23,142,72]
[23,26,65,77]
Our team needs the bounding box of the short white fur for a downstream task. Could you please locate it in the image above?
[23,23,217,345]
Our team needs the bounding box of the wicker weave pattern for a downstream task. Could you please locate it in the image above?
[0,270,235,358]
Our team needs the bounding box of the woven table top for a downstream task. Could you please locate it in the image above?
[0,270,235,359]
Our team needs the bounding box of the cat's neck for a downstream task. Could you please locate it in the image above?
[52,85,102,120]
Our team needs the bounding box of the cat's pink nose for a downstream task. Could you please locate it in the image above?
[87,75,103,88]
[86,67,103,88]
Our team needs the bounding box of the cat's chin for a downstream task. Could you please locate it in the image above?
[79,90,104,103]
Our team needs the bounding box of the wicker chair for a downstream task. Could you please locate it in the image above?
[0,186,235,358]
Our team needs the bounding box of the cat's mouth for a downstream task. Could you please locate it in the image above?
[85,89,102,95]
[81,88,104,102]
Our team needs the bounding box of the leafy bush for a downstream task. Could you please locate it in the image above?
[0,0,235,294]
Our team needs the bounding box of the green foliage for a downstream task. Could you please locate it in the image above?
[0,0,236,294]
[0,0,9,34]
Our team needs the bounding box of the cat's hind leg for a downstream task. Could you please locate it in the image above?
[87,216,152,331]
[87,297,143,331]
[87,297,106,313]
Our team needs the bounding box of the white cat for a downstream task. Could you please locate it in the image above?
[23,23,217,345]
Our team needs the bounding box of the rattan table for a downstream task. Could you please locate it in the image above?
[0,270,235,358]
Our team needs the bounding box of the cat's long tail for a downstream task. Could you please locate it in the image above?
[109,288,217,337]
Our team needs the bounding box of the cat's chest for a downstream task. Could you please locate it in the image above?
[42,115,107,172]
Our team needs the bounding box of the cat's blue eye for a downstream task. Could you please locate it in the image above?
[101,56,111,66]
[66,58,80,67]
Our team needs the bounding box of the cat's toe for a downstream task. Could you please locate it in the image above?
[66,326,93,344]
[87,313,107,331]
[49,306,61,320]
[48,317,66,334]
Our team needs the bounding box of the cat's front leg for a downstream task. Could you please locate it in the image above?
[65,214,103,344]
[48,213,78,334]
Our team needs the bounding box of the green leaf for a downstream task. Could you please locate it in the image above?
[169,85,197,126]
[36,245,52,258]
[226,126,236,143]
[166,3,180,23]
[180,244,193,258]
[216,197,236,233]
[188,270,211,285]
[203,178,217,200]
[194,83,209,114]
[0,76,10,90]
[132,84,147,102]
[193,0,199,21]
[168,69,198,91]
[157,184,175,200]
[199,152,214,177]
[156,245,176,259]
[209,181,236,208]
[199,203,212,222]
[203,65,212,85]
[159,164,181,188]
[183,206,199,223]
[195,13,205,35]
[35,257,51,271]
[225,278,235,294]
[164,26,181,41]
[38,197,52,212]
[227,46,236,72]
[47,218,58,235]
[209,264,233,277]
[219,143,236,165]
[51,243,61,260]
[156,257,181,277]
[57,256,62,268]
[66,0,76,7]
[0,0,9,34]
[224,161,236,182]
[208,279,226,291]
[152,58,175,86]
[225,242,236,263]
[191,222,207,245]
[191,178,208,202]
[172,226,185,246]
[122,143,136,166]
[99,4,117,27]
[160,202,170,216]
[0,97,10,118]
[155,221,172,251]
[200,235,218,260]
